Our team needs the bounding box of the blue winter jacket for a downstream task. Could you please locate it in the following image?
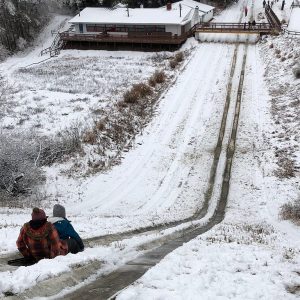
[48,217,84,251]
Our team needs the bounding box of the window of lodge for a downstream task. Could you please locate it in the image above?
[85,24,165,33]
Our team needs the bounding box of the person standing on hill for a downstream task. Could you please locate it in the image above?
[16,207,67,262]
[245,6,248,17]
[48,204,84,254]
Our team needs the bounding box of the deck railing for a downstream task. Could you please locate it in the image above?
[291,1,300,8]
[196,22,274,33]
[60,31,191,45]
[282,26,300,35]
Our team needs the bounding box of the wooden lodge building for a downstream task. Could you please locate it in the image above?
[61,0,215,50]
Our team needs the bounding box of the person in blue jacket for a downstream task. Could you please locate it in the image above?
[48,204,84,254]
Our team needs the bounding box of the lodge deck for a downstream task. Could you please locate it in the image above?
[60,31,190,46]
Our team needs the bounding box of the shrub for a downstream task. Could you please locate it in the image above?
[96,121,105,131]
[269,43,274,49]
[274,157,295,178]
[293,67,300,79]
[132,83,153,98]
[83,130,97,144]
[0,134,45,198]
[175,51,184,62]
[148,77,157,87]
[123,89,140,104]
[153,70,166,84]
[280,199,300,224]
[169,60,178,69]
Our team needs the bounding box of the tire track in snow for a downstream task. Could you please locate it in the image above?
[137,44,228,213]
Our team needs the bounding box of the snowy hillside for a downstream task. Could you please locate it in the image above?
[0,0,299,298]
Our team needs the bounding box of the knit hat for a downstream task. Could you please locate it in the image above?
[31,207,47,221]
[53,204,66,218]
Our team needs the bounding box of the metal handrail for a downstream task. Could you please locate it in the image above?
[196,22,274,33]
[282,27,300,35]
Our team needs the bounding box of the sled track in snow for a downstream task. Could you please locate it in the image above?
[2,42,250,300]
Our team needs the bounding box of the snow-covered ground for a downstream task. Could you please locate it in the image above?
[0,0,299,298]
[288,7,300,31]
[0,43,168,135]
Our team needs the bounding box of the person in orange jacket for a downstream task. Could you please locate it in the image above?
[16,207,67,262]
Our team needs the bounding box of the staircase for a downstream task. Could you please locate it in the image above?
[265,5,282,31]
[40,32,65,57]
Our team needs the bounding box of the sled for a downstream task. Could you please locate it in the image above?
[7,257,36,266]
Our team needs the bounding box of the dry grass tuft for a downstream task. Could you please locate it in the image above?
[169,51,184,69]
[152,70,166,84]
[169,60,178,69]
[124,82,153,104]
[96,121,105,131]
[148,76,157,87]
[274,157,295,178]
[175,52,184,62]
[280,199,300,225]
[132,83,153,98]
[83,130,97,144]
[123,89,140,104]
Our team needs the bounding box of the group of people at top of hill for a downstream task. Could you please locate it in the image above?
[16,204,84,262]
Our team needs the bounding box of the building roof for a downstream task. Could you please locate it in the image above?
[69,0,214,26]
[178,0,214,13]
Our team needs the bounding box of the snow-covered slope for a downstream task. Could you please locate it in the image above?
[0,0,299,297]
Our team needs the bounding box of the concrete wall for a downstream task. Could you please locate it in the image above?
[201,10,214,23]
[191,9,214,26]
[165,24,181,35]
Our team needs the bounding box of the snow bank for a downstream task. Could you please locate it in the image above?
[288,8,300,32]
[117,236,300,300]
[196,33,259,43]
